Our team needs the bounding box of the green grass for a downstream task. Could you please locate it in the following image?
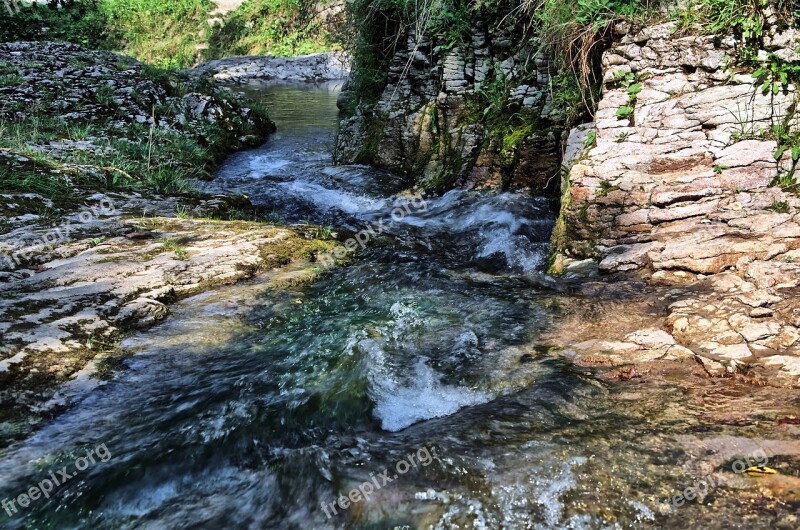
[772,172,800,194]
[0,0,341,70]
[103,0,217,69]
[0,61,272,199]
[176,204,192,219]
[205,0,339,59]
[94,84,117,107]
[0,74,23,87]
[770,200,790,213]
[0,84,268,203]
[161,237,190,260]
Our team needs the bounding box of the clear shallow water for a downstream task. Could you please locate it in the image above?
[1,82,799,530]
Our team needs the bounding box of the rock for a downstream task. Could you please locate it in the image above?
[714,343,753,360]
[564,258,598,277]
[740,322,781,342]
[697,355,728,377]
[762,355,800,376]
[116,297,169,328]
[751,306,774,318]
[599,242,661,271]
[563,123,595,171]
[626,328,676,348]
[125,231,153,240]
[334,14,560,192]
[557,20,800,277]
[0,41,274,152]
[663,344,696,360]
[187,52,351,83]
[0,197,338,433]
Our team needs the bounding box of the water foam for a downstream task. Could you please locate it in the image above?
[276,180,387,214]
[371,356,492,432]
[391,189,554,271]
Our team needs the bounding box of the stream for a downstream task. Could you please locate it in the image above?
[1,81,799,530]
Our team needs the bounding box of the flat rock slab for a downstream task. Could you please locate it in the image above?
[0,192,337,441]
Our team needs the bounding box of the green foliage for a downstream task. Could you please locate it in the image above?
[573,0,643,25]
[475,73,510,120]
[674,0,799,46]
[534,0,654,125]
[773,172,800,193]
[615,105,634,119]
[0,0,114,49]
[205,0,338,60]
[340,0,406,108]
[596,179,618,196]
[1,0,339,69]
[161,237,189,260]
[753,55,800,95]
[176,204,192,219]
[94,84,116,107]
[771,121,800,183]
[584,129,597,147]
[685,0,764,37]
[626,82,642,100]
[427,0,476,51]
[770,200,790,213]
[0,0,212,69]
[102,0,216,69]
[0,74,23,87]
[550,70,586,125]
[0,65,271,202]
[501,123,535,151]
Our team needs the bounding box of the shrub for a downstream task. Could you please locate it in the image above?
[205,0,340,59]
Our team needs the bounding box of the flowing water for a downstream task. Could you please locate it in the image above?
[1,82,799,530]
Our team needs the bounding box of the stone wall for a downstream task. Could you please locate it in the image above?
[555,20,800,275]
[335,16,564,192]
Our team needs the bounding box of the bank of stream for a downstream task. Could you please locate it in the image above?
[0,82,799,530]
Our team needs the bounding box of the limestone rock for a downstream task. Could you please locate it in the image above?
[188,52,351,83]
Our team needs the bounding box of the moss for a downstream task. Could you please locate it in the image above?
[351,113,388,166]
[0,341,112,448]
[548,175,573,273]
[596,180,619,197]
[258,237,339,270]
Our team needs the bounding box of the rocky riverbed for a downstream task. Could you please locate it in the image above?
[0,30,799,526]
[332,7,800,390]
[0,42,338,445]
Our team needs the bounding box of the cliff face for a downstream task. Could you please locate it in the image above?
[551,16,800,385]
[336,4,800,276]
[555,19,800,275]
[335,12,565,193]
